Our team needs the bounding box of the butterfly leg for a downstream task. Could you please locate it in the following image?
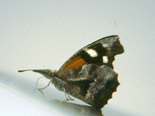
[33,78,52,98]
[33,77,44,93]
[63,92,74,102]
[67,94,74,101]
[38,79,52,91]
[63,93,70,102]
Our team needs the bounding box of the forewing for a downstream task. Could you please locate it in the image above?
[58,35,124,73]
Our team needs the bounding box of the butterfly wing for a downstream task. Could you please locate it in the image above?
[59,64,119,108]
[58,35,124,73]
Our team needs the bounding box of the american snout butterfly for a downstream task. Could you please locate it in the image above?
[19,35,124,109]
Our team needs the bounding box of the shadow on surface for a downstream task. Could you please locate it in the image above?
[49,100,103,116]
[48,99,139,116]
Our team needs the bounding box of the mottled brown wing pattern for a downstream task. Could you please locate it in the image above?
[57,64,119,108]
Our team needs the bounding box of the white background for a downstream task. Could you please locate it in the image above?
[0,0,154,116]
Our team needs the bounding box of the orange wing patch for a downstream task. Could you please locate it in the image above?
[62,56,88,72]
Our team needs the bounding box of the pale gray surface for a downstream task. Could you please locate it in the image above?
[0,0,155,116]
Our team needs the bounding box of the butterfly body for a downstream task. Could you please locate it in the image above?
[19,35,124,109]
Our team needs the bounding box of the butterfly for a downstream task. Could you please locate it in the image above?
[19,35,124,109]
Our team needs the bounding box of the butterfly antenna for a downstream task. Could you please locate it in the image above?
[18,69,34,72]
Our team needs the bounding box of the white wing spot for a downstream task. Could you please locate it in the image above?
[103,56,108,63]
[86,49,98,57]
[102,44,109,47]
